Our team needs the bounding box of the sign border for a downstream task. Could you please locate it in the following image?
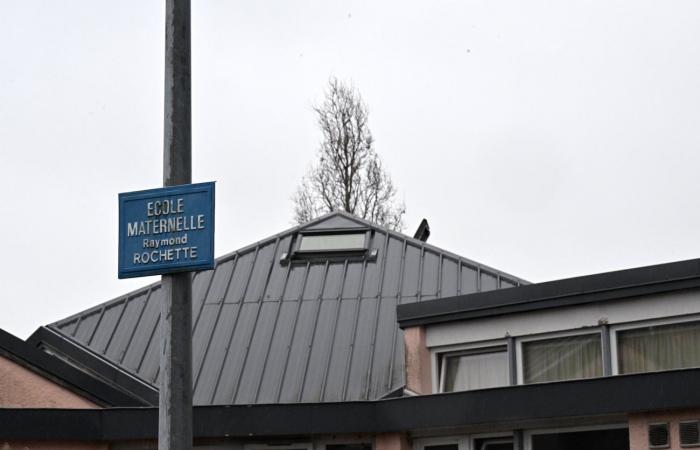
[118,181,216,279]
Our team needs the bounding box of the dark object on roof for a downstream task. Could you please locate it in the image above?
[0,328,148,406]
[39,212,526,406]
[1,367,699,440]
[397,258,700,328]
[413,219,430,242]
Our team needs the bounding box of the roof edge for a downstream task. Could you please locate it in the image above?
[1,368,699,440]
[397,258,700,328]
[27,327,159,405]
[0,328,148,407]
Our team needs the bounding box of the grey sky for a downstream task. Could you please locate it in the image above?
[2,0,700,339]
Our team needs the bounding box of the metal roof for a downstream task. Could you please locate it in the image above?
[397,258,700,328]
[44,212,527,406]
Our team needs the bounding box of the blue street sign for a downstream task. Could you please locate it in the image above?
[118,182,215,278]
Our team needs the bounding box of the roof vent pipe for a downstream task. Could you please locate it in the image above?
[413,219,430,243]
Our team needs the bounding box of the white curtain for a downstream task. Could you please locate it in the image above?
[618,321,700,374]
[522,334,602,383]
[443,350,509,392]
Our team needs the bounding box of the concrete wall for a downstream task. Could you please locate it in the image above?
[0,354,98,408]
[629,409,700,450]
[426,289,700,348]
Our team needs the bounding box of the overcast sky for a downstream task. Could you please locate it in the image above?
[2,0,700,339]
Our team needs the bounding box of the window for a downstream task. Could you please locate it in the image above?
[327,444,371,450]
[529,427,629,450]
[440,347,509,392]
[521,333,602,384]
[423,445,458,450]
[473,438,512,450]
[297,232,367,252]
[415,437,464,450]
[416,435,511,450]
[617,320,700,374]
[245,444,311,450]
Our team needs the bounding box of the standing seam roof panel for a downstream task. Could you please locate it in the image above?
[47,212,527,405]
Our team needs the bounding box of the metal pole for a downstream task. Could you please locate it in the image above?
[160,0,192,449]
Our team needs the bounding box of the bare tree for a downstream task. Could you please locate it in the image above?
[293,78,405,230]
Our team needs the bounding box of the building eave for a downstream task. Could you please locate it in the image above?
[397,258,700,328]
[26,326,158,405]
[1,367,699,441]
[0,328,148,407]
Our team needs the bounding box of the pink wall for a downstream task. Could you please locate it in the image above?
[0,355,106,449]
[404,326,432,394]
[629,409,700,450]
[0,354,98,408]
[376,433,411,450]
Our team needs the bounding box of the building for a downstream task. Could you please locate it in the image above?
[1,212,699,450]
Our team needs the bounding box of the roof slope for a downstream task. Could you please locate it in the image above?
[0,328,149,406]
[43,212,526,405]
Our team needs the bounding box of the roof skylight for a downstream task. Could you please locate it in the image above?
[297,232,367,252]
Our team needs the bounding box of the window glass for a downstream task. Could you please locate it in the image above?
[617,320,700,374]
[442,348,509,392]
[327,444,371,450]
[298,233,366,251]
[522,333,602,384]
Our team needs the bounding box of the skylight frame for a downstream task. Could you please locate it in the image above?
[292,228,371,258]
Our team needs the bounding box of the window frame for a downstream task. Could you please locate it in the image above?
[317,436,373,450]
[292,229,370,258]
[515,327,604,385]
[432,339,509,393]
[413,436,468,450]
[244,443,313,450]
[610,314,700,375]
[469,432,514,450]
[414,433,513,450]
[428,312,700,391]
